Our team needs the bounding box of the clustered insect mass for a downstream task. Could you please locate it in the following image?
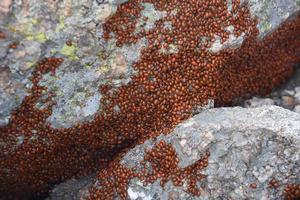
[0,0,300,199]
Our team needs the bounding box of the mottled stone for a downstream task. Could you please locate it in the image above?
[123,106,300,200]
[0,0,12,14]
[281,95,296,109]
[247,0,300,38]
[211,0,300,52]
[244,97,275,108]
[0,0,148,127]
[47,175,94,200]
[295,87,300,102]
[0,0,299,127]
[294,105,300,114]
[47,106,300,200]
[209,26,245,53]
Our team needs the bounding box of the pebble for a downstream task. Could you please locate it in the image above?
[294,88,300,103]
[281,89,295,96]
[244,97,274,108]
[281,95,296,109]
[294,87,300,94]
[294,105,300,114]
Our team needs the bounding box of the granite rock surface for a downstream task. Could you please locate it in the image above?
[1,0,300,127]
[48,106,300,200]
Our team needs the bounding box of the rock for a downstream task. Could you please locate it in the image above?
[49,106,300,200]
[0,0,144,128]
[209,0,300,52]
[244,97,275,108]
[1,1,300,199]
[281,95,296,109]
[247,0,300,38]
[46,175,94,200]
[295,87,300,103]
[281,89,295,96]
[0,0,12,15]
[119,106,300,200]
[295,86,300,94]
[294,105,300,114]
[0,0,299,127]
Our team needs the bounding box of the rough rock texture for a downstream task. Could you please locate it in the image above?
[46,175,94,200]
[247,0,300,38]
[48,106,300,200]
[1,0,299,127]
[209,0,300,52]
[243,67,300,112]
[0,0,145,127]
[1,0,300,199]
[47,66,300,200]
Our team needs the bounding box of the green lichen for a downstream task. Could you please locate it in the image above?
[51,49,58,54]
[168,44,178,53]
[84,64,93,69]
[35,32,47,43]
[31,19,40,25]
[99,65,110,73]
[61,44,79,60]
[260,21,272,36]
[25,61,36,69]
[9,20,48,43]
[56,17,65,32]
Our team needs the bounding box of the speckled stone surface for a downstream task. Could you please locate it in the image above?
[0,0,147,127]
[1,1,300,199]
[243,68,300,110]
[1,0,299,127]
[48,106,300,200]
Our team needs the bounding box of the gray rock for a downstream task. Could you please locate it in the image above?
[123,106,300,200]
[0,0,299,127]
[281,95,296,109]
[281,89,295,96]
[48,106,300,200]
[295,87,300,103]
[209,0,300,52]
[244,97,275,108]
[0,0,145,127]
[246,0,300,38]
[294,105,300,114]
[47,175,94,200]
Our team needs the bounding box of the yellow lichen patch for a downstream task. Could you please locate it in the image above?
[8,20,48,43]
[25,61,36,69]
[60,44,79,60]
[51,49,57,54]
[31,19,40,25]
[34,32,47,43]
[56,17,65,32]
[99,65,110,73]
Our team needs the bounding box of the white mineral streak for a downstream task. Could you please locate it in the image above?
[209,26,245,53]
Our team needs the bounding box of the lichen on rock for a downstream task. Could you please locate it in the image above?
[0,0,300,200]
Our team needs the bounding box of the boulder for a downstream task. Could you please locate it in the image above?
[49,106,300,200]
[1,0,300,199]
